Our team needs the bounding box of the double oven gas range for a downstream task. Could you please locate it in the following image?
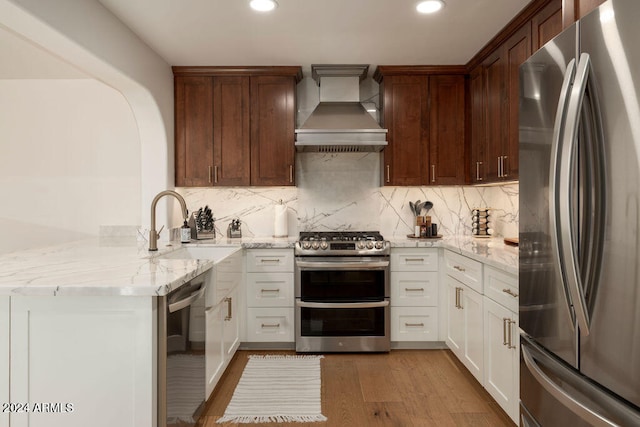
[294,231,391,353]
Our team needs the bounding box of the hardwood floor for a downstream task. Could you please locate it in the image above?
[197,349,515,427]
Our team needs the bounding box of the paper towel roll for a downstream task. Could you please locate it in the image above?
[274,201,288,237]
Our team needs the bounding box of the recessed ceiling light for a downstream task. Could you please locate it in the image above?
[250,0,278,12]
[416,0,445,14]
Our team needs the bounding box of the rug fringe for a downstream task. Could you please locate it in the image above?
[248,354,324,360]
[217,414,328,424]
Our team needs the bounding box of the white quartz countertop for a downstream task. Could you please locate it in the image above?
[0,238,243,297]
[0,234,516,297]
[388,235,519,275]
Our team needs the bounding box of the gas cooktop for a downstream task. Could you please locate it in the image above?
[295,231,389,256]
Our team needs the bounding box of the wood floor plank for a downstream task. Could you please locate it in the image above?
[198,349,515,427]
[355,354,402,403]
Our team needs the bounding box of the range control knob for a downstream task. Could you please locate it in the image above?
[375,241,384,249]
[366,241,374,249]
[320,241,328,250]
[357,241,366,250]
[302,242,311,250]
[311,242,320,250]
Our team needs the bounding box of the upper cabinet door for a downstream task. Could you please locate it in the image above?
[175,76,214,187]
[504,22,531,181]
[213,76,251,186]
[428,75,466,185]
[250,76,296,186]
[482,49,506,183]
[470,66,486,184]
[381,75,428,186]
[532,0,563,52]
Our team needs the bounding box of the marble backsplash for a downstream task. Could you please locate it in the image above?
[175,153,519,239]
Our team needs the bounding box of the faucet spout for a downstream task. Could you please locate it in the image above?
[149,190,189,251]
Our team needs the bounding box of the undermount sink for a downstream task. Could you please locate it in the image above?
[156,246,240,262]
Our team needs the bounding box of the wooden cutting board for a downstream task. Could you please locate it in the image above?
[503,237,519,246]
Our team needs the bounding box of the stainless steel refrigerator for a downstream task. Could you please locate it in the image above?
[519,0,640,425]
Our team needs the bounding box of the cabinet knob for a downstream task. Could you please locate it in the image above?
[431,164,436,183]
[386,165,390,183]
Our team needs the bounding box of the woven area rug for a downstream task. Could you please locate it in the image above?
[217,355,327,424]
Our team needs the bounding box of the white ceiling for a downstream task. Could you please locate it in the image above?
[98,0,532,74]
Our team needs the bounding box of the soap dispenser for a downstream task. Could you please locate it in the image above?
[180,220,191,243]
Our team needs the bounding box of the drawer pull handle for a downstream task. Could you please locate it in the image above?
[261,289,280,293]
[405,323,425,327]
[260,259,281,263]
[261,323,280,328]
[453,265,466,272]
[405,258,424,262]
[502,288,519,298]
[405,288,425,292]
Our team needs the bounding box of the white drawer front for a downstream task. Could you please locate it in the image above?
[246,308,294,342]
[391,248,439,272]
[390,271,438,307]
[484,265,518,313]
[246,249,294,273]
[391,307,439,341]
[246,272,294,308]
[444,250,483,294]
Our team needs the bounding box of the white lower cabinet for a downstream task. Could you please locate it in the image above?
[205,251,243,400]
[1,296,9,427]
[10,296,155,427]
[443,249,520,424]
[390,248,439,342]
[483,264,519,423]
[205,286,241,398]
[205,302,224,399]
[245,249,294,343]
[483,297,519,423]
[445,275,484,383]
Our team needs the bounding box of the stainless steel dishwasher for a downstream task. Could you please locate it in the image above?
[158,271,209,427]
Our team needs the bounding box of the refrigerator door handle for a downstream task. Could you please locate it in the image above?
[559,53,598,336]
[549,57,578,330]
[522,337,640,427]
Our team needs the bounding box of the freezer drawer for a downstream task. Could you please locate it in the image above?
[520,334,640,427]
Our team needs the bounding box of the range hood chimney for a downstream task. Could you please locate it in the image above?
[295,64,388,153]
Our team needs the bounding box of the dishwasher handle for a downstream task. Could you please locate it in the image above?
[168,283,205,313]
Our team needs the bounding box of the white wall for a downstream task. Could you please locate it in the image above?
[0,79,141,254]
[0,0,174,236]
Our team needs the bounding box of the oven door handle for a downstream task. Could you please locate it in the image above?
[296,300,389,309]
[295,260,390,270]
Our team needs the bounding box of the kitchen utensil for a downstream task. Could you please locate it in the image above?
[422,201,433,215]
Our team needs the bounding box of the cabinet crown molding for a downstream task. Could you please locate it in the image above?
[172,66,303,83]
[373,65,467,83]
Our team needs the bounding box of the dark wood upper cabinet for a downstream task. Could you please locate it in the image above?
[505,22,532,180]
[532,0,563,52]
[250,75,296,186]
[172,66,302,187]
[213,76,250,186]
[379,75,428,186]
[375,68,466,186]
[562,0,606,28]
[429,75,466,185]
[469,66,485,184]
[175,76,214,187]
[482,48,506,183]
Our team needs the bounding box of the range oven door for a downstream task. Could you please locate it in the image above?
[295,257,390,352]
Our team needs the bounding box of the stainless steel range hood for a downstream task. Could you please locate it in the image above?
[295,64,388,153]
